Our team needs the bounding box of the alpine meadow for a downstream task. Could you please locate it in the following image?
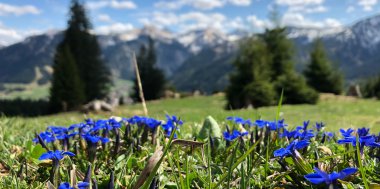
[1,1,380,189]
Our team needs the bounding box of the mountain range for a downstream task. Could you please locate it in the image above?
[1,14,380,95]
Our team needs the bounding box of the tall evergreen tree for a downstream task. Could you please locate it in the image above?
[226,37,276,109]
[61,0,111,102]
[304,39,343,94]
[132,37,166,102]
[49,44,85,112]
[263,27,319,104]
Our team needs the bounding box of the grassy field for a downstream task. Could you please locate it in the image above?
[1,94,380,188]
[3,93,380,139]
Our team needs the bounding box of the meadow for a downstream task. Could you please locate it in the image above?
[1,94,380,188]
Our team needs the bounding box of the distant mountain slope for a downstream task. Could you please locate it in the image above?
[171,42,238,93]
[3,15,380,95]
[0,26,191,85]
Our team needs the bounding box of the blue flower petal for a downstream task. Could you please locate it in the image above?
[304,173,325,184]
[338,168,358,180]
[38,152,53,160]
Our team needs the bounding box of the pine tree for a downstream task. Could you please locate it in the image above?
[362,76,380,99]
[49,44,85,112]
[61,0,111,102]
[304,39,343,94]
[132,37,166,102]
[263,27,319,104]
[226,37,276,109]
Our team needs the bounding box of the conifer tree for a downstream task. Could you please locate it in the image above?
[263,27,318,104]
[132,37,166,102]
[49,44,85,112]
[226,37,276,109]
[61,0,111,102]
[304,39,343,94]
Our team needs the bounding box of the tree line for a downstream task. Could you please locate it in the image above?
[226,25,344,109]
[50,0,166,113]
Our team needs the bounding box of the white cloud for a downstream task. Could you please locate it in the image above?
[346,6,355,13]
[0,22,42,46]
[228,0,251,6]
[229,17,246,30]
[154,0,251,10]
[282,12,342,28]
[139,11,248,33]
[155,0,224,10]
[246,15,271,30]
[275,0,324,6]
[358,0,378,11]
[178,12,227,31]
[0,3,40,16]
[87,0,137,10]
[288,5,327,13]
[276,0,326,15]
[97,14,113,22]
[96,22,134,34]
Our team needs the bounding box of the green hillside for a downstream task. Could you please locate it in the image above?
[3,94,380,138]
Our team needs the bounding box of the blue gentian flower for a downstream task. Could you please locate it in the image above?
[255,120,267,128]
[33,131,56,143]
[108,118,122,129]
[58,182,89,189]
[323,132,334,141]
[298,129,315,140]
[223,130,248,141]
[280,128,298,139]
[226,116,246,125]
[77,182,90,189]
[127,116,162,129]
[39,150,75,161]
[162,115,183,138]
[274,140,310,159]
[143,118,162,129]
[82,133,109,144]
[304,167,357,185]
[58,182,73,189]
[340,128,354,137]
[254,119,287,130]
[315,122,325,131]
[358,127,370,137]
[338,135,380,154]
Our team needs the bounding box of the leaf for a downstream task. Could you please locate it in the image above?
[30,144,46,160]
[198,116,222,139]
[172,139,204,148]
[369,183,380,189]
[317,146,332,155]
[133,146,164,189]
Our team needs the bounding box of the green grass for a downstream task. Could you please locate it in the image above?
[3,94,380,138]
[1,94,380,188]
[0,78,132,100]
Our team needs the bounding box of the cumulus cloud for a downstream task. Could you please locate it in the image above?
[246,15,271,30]
[0,22,42,46]
[346,6,355,13]
[139,11,248,33]
[358,0,378,11]
[282,12,342,28]
[97,14,113,22]
[288,5,327,13]
[228,0,252,6]
[0,3,40,16]
[155,0,224,10]
[275,0,324,6]
[275,0,327,14]
[87,0,137,10]
[96,22,134,34]
[154,0,251,10]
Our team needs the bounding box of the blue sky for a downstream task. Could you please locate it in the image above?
[0,0,379,45]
